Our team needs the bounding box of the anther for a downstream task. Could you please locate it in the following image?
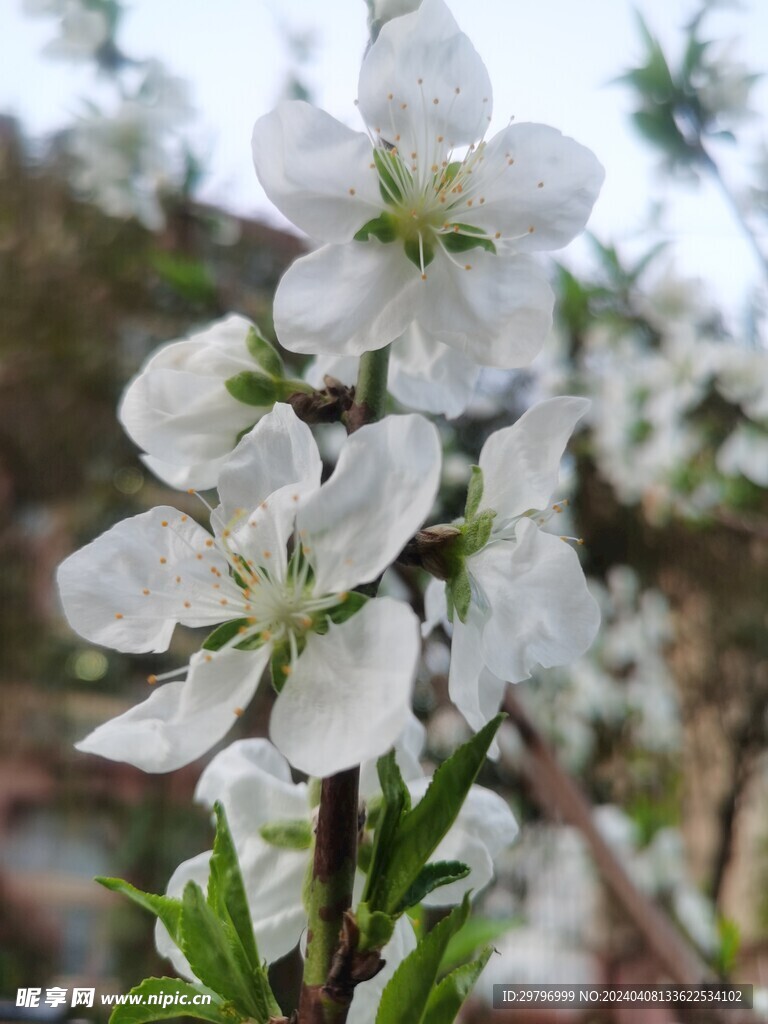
[433,98,439,105]
[455,86,461,94]
[234,707,244,717]
[161,520,169,527]
[180,515,188,523]
[220,598,228,606]
[387,92,393,100]
[159,557,167,565]
[537,181,544,188]
[147,674,157,685]
[528,226,535,233]
[495,231,501,239]
[183,601,191,608]
[115,613,124,619]
[205,539,214,547]
[349,188,356,195]
[142,589,150,596]
[263,550,272,558]
[464,264,472,271]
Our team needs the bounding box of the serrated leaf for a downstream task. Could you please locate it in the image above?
[361,752,411,907]
[225,371,280,408]
[395,861,470,914]
[107,978,233,1024]
[356,902,396,952]
[354,211,398,243]
[208,803,260,974]
[422,947,493,1024]
[375,896,470,1024]
[441,917,520,973]
[96,877,182,948]
[447,563,471,624]
[181,882,279,1022]
[366,716,504,917]
[464,466,484,520]
[259,819,313,850]
[462,510,495,557]
[245,327,283,378]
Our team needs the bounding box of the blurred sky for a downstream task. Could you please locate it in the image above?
[1,0,767,322]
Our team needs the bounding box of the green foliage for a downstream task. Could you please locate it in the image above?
[404,234,435,271]
[259,819,313,850]
[395,861,470,914]
[108,978,234,1024]
[421,947,493,1024]
[441,224,496,256]
[446,563,471,623]
[375,897,473,1024]
[462,509,496,557]
[354,212,398,243]
[150,252,218,304]
[362,716,504,918]
[245,327,284,378]
[464,466,484,520]
[714,917,740,975]
[96,877,183,948]
[441,916,520,973]
[225,370,281,407]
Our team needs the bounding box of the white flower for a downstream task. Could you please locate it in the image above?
[120,315,279,490]
[252,0,603,368]
[427,397,600,732]
[308,325,479,419]
[154,730,515,974]
[717,423,768,487]
[57,405,441,777]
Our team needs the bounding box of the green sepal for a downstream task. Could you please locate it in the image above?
[356,902,396,952]
[441,224,496,255]
[462,509,496,557]
[270,643,293,692]
[225,371,280,407]
[375,896,471,1024]
[245,326,284,379]
[373,149,406,205]
[313,591,368,633]
[404,234,435,271]
[446,563,472,623]
[464,466,484,520]
[355,211,398,243]
[96,877,183,948]
[441,161,462,184]
[259,819,313,851]
[181,881,280,1023]
[422,946,493,1024]
[106,978,235,1024]
[364,716,504,917]
[202,620,251,652]
[394,861,470,915]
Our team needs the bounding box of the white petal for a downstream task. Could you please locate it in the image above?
[155,851,211,980]
[270,599,419,776]
[389,326,480,417]
[448,603,495,731]
[75,648,269,772]
[238,836,308,962]
[141,453,228,492]
[195,739,309,846]
[466,123,604,252]
[358,0,492,155]
[298,414,441,594]
[273,241,423,357]
[347,916,417,1024]
[360,710,426,798]
[252,101,381,243]
[57,507,235,653]
[477,520,600,682]
[421,577,448,638]
[418,251,553,369]
[717,424,768,486]
[216,404,323,524]
[479,396,590,520]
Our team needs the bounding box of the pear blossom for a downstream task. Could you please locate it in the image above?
[154,730,515,981]
[252,0,603,367]
[426,397,600,732]
[119,315,279,490]
[57,404,441,777]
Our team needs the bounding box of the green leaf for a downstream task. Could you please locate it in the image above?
[422,947,493,1024]
[149,252,217,304]
[361,752,411,906]
[441,916,520,973]
[245,327,284,378]
[441,225,496,256]
[181,882,279,1023]
[404,234,435,271]
[202,620,253,652]
[355,211,398,243]
[208,803,260,975]
[464,466,484,520]
[356,902,396,952]
[259,819,313,850]
[96,877,182,948]
[107,978,234,1024]
[446,563,471,623]
[375,897,471,1024]
[462,509,495,557]
[225,371,279,407]
[395,861,470,914]
[365,717,505,916]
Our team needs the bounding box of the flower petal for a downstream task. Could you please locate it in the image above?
[195,739,309,845]
[298,414,441,594]
[238,837,308,962]
[466,123,604,252]
[273,241,423,356]
[418,251,553,369]
[75,648,269,771]
[141,453,228,492]
[270,598,419,776]
[479,396,590,521]
[477,520,600,682]
[57,507,235,653]
[252,101,381,242]
[389,326,480,417]
[216,404,322,524]
[358,0,492,155]
[448,602,501,731]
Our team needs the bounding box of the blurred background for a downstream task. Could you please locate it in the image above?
[1,0,767,1020]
